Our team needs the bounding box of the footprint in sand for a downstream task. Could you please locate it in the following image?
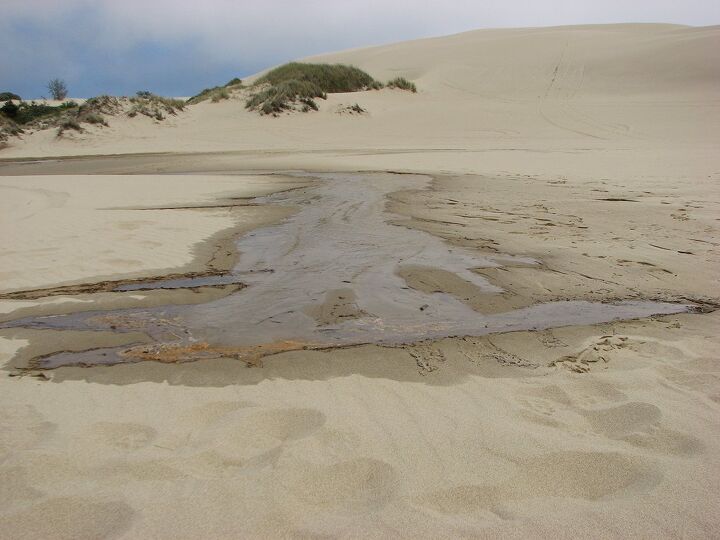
[0,467,44,511]
[184,407,326,472]
[517,380,627,426]
[180,449,249,479]
[0,496,135,540]
[283,457,399,514]
[94,459,184,482]
[223,408,327,445]
[89,422,157,450]
[581,402,702,456]
[178,400,255,426]
[0,405,56,463]
[414,451,660,517]
[517,384,700,456]
[659,361,720,403]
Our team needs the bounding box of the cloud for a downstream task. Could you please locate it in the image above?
[2,0,719,98]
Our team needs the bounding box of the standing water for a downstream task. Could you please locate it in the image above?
[10,172,688,369]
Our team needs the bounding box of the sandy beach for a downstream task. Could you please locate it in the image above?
[1,23,719,538]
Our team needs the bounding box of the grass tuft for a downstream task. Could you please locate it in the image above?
[386,77,417,93]
[246,79,327,115]
[246,62,379,115]
[56,119,82,136]
[187,77,243,105]
[129,92,184,120]
[83,113,107,125]
[210,88,230,102]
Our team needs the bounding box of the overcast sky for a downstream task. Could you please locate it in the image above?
[3,0,719,99]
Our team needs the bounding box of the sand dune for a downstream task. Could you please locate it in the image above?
[2,24,718,158]
[1,23,719,538]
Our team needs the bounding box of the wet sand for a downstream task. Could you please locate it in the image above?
[0,169,691,372]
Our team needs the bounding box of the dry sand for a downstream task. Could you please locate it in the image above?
[1,23,719,538]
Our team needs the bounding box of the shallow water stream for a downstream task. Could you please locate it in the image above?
[10,172,688,369]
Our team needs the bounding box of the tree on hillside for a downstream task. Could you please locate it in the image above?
[47,79,68,100]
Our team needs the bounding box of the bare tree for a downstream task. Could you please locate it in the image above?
[47,79,68,100]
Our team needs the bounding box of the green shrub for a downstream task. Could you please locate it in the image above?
[246,62,379,115]
[387,77,417,93]
[0,92,21,101]
[256,62,377,93]
[225,77,243,87]
[12,102,66,124]
[1,100,19,118]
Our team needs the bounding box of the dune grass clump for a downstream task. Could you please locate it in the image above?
[72,95,120,127]
[0,114,23,144]
[128,91,185,120]
[387,77,417,93]
[81,95,121,115]
[246,62,380,115]
[246,79,327,115]
[257,62,377,93]
[187,77,244,105]
[82,113,107,126]
[57,118,82,136]
[211,88,230,102]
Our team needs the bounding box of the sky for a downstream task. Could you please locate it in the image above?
[2,0,719,99]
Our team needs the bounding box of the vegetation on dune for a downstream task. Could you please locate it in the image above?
[244,63,418,116]
[1,100,78,125]
[337,103,367,115]
[386,77,417,93]
[128,91,185,120]
[82,113,107,126]
[0,92,21,101]
[57,118,82,136]
[256,62,378,93]
[80,95,122,117]
[0,114,23,144]
[246,62,382,115]
[0,89,187,145]
[187,77,244,105]
[246,79,327,115]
